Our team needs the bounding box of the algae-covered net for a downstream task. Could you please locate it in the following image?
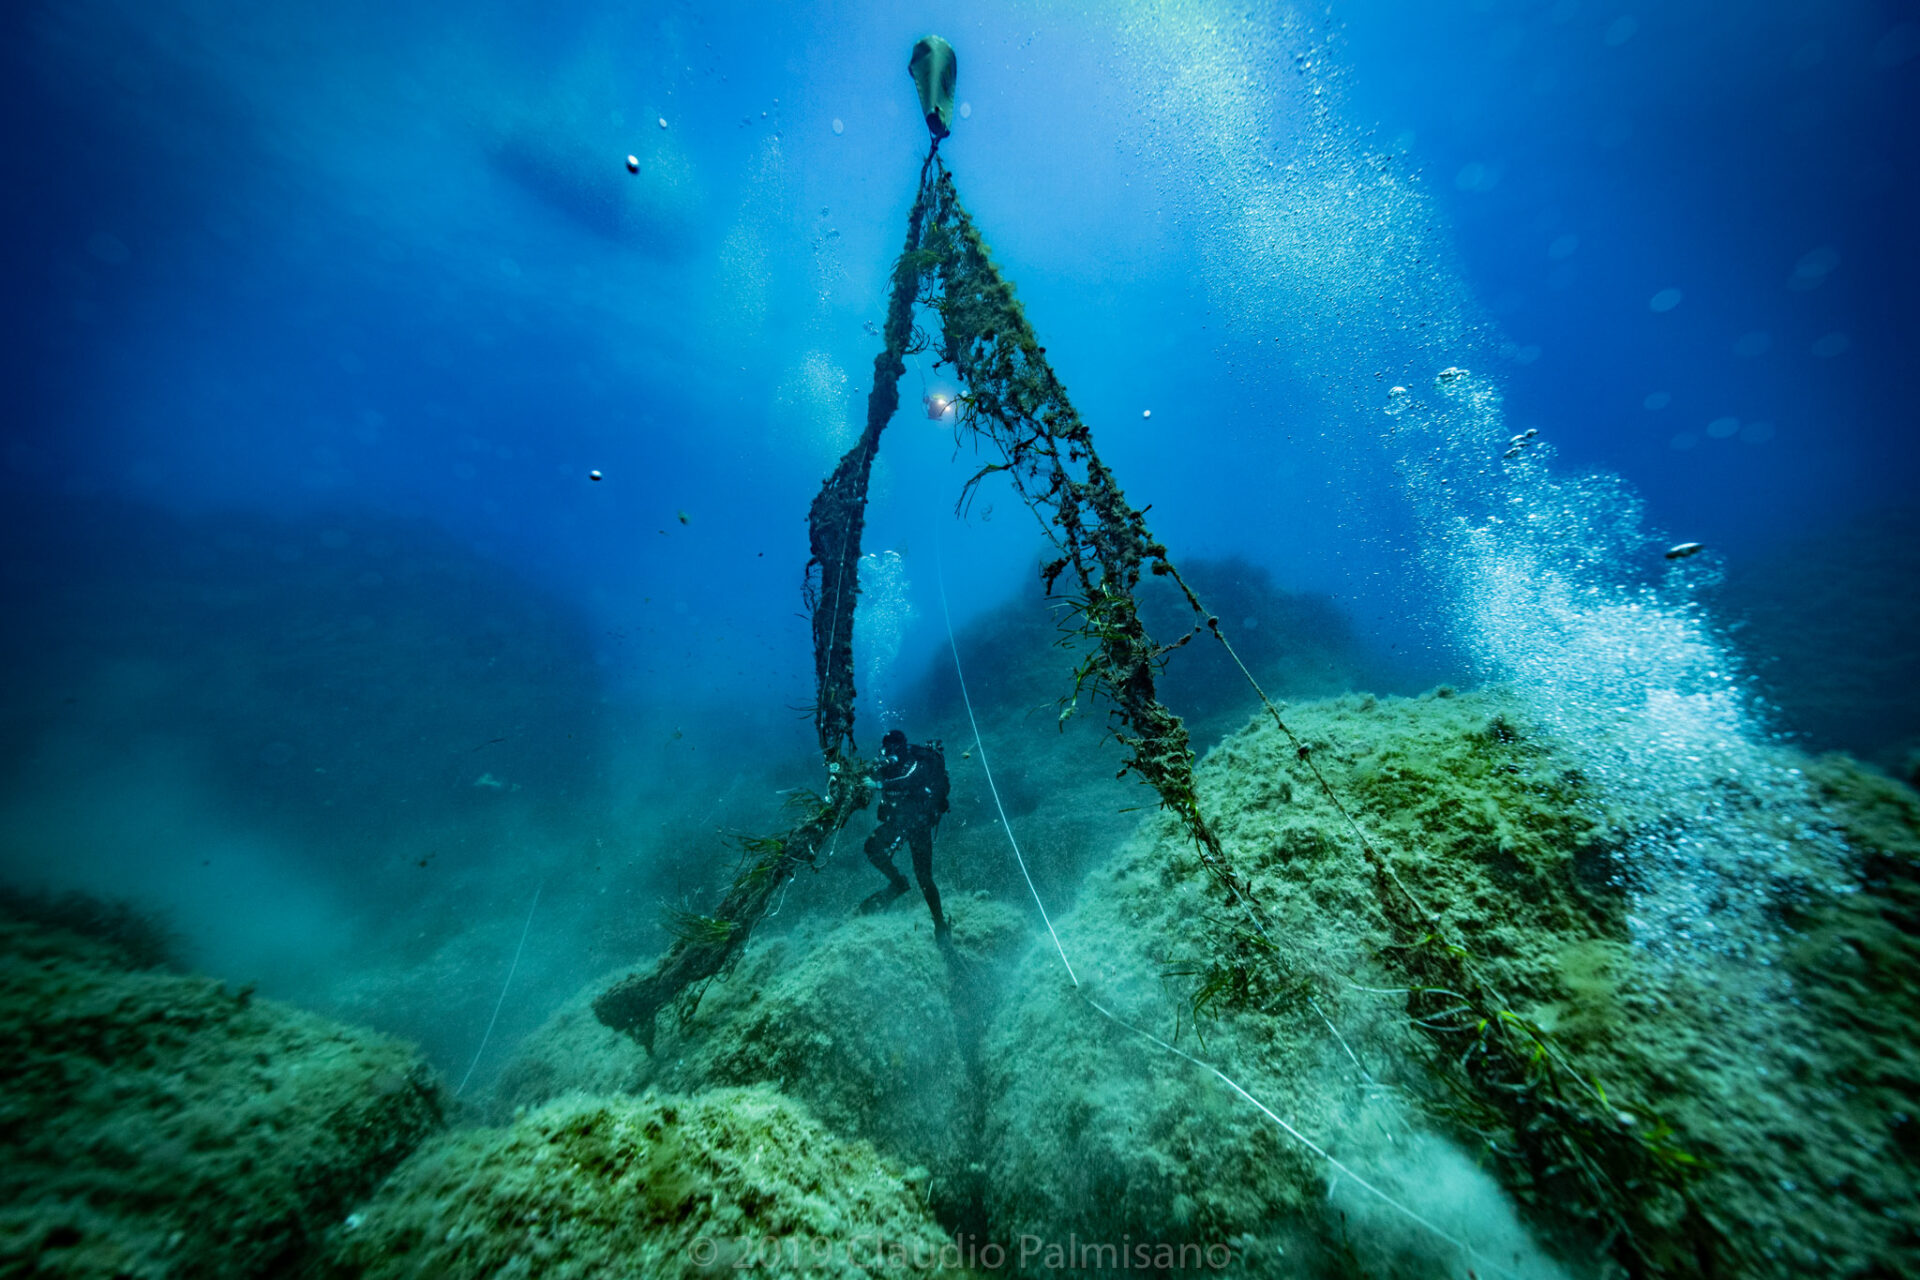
[589,153,940,1048]
[594,42,1715,1275]
[587,139,1241,1052]
[891,155,1714,1272]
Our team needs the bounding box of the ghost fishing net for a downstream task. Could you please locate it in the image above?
[592,149,947,1048]
[588,159,939,1050]
[595,57,1711,1271]
[904,158,1712,1272]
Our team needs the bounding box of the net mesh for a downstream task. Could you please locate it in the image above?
[591,149,1713,1278]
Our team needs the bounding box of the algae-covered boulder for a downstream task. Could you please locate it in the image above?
[504,894,1027,1222]
[324,1087,960,1278]
[646,897,1026,1220]
[981,692,1560,1278]
[906,560,1370,906]
[484,971,652,1122]
[983,688,1920,1278]
[0,914,443,1277]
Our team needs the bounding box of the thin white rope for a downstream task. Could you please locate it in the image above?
[929,533,1518,1279]
[934,537,1076,986]
[1080,996,1505,1275]
[455,880,542,1098]
[1310,995,1374,1083]
[765,873,795,921]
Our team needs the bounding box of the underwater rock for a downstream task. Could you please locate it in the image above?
[981,687,1920,1277]
[636,897,1027,1224]
[485,969,653,1121]
[980,692,1557,1277]
[0,913,443,1277]
[892,557,1376,922]
[0,885,181,971]
[0,498,611,865]
[917,556,1367,746]
[494,851,1028,1215]
[322,1087,959,1278]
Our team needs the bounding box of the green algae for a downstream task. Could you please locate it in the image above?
[479,683,1916,1277]
[486,975,654,1122]
[19,683,1896,1278]
[504,895,1028,1227]
[0,886,180,971]
[323,1087,960,1279]
[980,687,1920,1277]
[0,914,442,1277]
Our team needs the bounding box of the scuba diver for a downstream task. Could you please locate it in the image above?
[861,729,951,939]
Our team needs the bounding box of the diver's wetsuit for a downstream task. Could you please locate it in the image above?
[862,740,951,937]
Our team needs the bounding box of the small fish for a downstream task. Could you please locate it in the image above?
[1665,541,1705,560]
[677,510,690,525]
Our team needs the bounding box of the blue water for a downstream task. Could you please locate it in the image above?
[1,0,1914,1120]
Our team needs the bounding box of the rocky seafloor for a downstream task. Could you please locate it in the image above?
[6,685,1917,1278]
